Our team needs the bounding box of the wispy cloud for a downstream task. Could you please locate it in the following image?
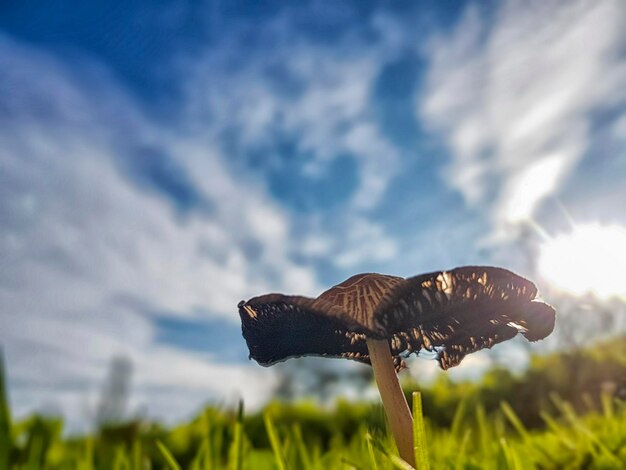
[182,12,402,211]
[0,32,315,429]
[419,0,626,238]
[1,5,412,428]
[176,10,408,274]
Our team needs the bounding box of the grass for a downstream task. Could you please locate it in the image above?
[3,390,626,469]
[2,338,626,469]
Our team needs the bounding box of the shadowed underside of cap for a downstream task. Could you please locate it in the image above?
[239,293,407,371]
[374,266,556,369]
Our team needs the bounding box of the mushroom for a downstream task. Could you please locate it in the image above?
[238,266,555,466]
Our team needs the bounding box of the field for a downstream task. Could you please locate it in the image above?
[2,337,625,469]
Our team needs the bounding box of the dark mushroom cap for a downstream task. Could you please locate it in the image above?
[238,266,555,371]
[239,273,406,370]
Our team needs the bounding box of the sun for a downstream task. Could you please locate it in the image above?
[537,223,626,300]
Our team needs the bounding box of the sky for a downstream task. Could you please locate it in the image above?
[1,0,626,431]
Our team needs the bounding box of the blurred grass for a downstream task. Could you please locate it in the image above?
[1,349,11,470]
[1,337,625,469]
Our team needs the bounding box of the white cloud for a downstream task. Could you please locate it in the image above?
[300,233,335,258]
[295,211,400,271]
[0,33,309,430]
[334,218,399,269]
[612,113,626,140]
[182,15,402,210]
[0,8,415,426]
[502,155,567,223]
[419,0,626,238]
[174,14,406,282]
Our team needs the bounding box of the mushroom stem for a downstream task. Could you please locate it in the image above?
[366,338,415,468]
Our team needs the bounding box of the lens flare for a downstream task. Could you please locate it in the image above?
[537,223,626,300]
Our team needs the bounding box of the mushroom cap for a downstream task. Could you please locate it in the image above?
[239,273,407,370]
[238,266,555,371]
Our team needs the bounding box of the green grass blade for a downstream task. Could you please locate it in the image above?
[0,349,11,470]
[566,412,621,465]
[366,433,414,470]
[539,411,576,451]
[190,439,206,470]
[202,409,213,470]
[476,404,490,455]
[366,432,379,470]
[412,392,430,470]
[264,412,286,470]
[79,436,94,470]
[293,425,313,470]
[601,392,614,420]
[450,398,467,440]
[499,438,522,470]
[500,402,529,442]
[157,440,182,470]
[26,435,42,470]
[228,401,244,470]
[132,439,142,470]
[113,446,131,470]
[340,456,361,469]
[454,429,471,470]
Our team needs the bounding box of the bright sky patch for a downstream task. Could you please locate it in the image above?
[538,224,626,300]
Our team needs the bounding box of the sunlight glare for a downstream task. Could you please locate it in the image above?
[537,223,626,300]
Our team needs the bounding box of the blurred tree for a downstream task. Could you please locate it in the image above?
[95,356,133,427]
[272,358,372,402]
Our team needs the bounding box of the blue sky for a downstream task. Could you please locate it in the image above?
[1,0,626,430]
